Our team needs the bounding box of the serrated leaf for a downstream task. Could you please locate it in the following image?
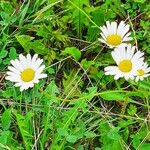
[87,7,105,42]
[127,104,137,116]
[32,40,49,55]
[68,0,89,39]
[44,80,59,96]
[16,35,34,52]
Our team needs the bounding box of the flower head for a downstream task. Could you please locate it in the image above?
[135,62,150,82]
[99,21,132,48]
[6,54,47,91]
[104,44,144,80]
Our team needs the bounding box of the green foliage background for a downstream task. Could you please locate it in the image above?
[0,0,150,149]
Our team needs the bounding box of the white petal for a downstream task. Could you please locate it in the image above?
[132,51,144,62]
[98,38,107,44]
[34,58,43,70]
[126,44,135,59]
[106,21,112,33]
[32,54,38,64]
[122,32,132,42]
[6,71,17,76]
[115,45,126,60]
[34,79,39,83]
[14,82,22,87]
[20,85,25,91]
[5,76,21,82]
[8,66,20,74]
[14,59,24,71]
[114,73,122,80]
[145,68,150,73]
[135,76,139,82]
[124,74,130,80]
[27,54,32,63]
[104,66,118,75]
[37,74,47,79]
[36,65,45,74]
[100,26,109,37]
[11,59,23,71]
[117,21,126,35]
[19,54,27,68]
[100,33,106,40]
[111,51,120,64]
[110,22,117,34]
[120,24,130,38]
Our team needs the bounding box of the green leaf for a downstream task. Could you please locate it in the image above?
[81,59,94,69]
[112,140,123,150]
[107,127,121,140]
[100,91,126,101]
[86,7,105,42]
[19,1,30,26]
[138,80,150,90]
[0,59,2,64]
[44,80,59,96]
[31,40,49,55]
[15,35,34,52]
[9,47,17,59]
[1,109,11,130]
[141,143,150,150]
[70,0,89,39]
[127,104,137,116]
[2,88,14,98]
[134,0,146,3]
[84,131,96,138]
[66,135,77,143]
[77,145,84,150]
[63,47,81,61]
[57,128,68,137]
[0,1,14,14]
[0,131,10,145]
[87,86,97,94]
[0,50,8,59]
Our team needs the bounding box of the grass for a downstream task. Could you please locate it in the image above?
[0,0,150,150]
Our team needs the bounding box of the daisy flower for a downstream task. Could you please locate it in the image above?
[104,44,144,80]
[6,54,47,91]
[99,21,132,48]
[135,62,150,82]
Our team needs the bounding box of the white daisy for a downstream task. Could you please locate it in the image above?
[104,44,144,80]
[135,62,150,82]
[6,54,47,91]
[99,21,132,48]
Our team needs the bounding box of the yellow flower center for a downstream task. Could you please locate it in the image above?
[21,68,35,82]
[118,59,132,73]
[106,34,122,46]
[137,69,145,76]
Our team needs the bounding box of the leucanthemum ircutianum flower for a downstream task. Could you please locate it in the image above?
[135,62,150,82]
[6,54,47,91]
[99,21,133,48]
[104,44,145,80]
